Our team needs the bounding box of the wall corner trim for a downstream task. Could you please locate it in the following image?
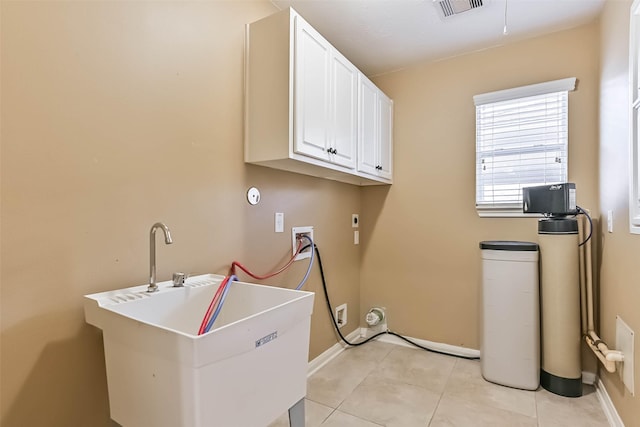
[595,378,626,427]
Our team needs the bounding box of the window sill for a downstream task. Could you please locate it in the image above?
[477,210,543,218]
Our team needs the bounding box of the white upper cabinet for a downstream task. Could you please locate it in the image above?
[358,75,393,180]
[294,18,357,169]
[294,19,331,162]
[377,91,394,180]
[328,50,358,168]
[245,8,391,186]
[358,76,380,176]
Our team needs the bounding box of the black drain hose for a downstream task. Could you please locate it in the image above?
[310,244,479,360]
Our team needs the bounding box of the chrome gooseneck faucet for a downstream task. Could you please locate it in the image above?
[148,222,173,293]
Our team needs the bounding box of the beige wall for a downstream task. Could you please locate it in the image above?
[0,2,361,425]
[363,24,600,350]
[599,1,640,426]
[4,1,638,426]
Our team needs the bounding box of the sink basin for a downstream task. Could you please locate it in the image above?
[84,274,314,427]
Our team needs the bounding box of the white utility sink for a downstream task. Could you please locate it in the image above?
[84,274,314,427]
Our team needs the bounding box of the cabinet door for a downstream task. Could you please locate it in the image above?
[330,51,357,169]
[294,17,330,161]
[378,92,393,180]
[358,75,379,176]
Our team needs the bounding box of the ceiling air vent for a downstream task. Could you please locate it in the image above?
[434,0,484,18]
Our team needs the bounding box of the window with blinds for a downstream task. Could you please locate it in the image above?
[474,78,576,215]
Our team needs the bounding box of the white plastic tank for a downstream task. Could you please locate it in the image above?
[480,241,540,390]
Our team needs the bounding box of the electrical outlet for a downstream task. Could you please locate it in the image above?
[352,214,359,228]
[616,315,635,395]
[335,303,347,329]
[292,226,313,261]
[275,212,284,233]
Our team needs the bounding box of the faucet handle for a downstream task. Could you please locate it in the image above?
[172,272,187,287]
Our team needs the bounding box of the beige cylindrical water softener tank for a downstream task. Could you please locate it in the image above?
[538,218,582,397]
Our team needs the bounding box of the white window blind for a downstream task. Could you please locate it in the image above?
[474,78,576,215]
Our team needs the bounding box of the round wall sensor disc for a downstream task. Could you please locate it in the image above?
[247,187,261,205]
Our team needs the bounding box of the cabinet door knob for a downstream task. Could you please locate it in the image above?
[333,148,338,154]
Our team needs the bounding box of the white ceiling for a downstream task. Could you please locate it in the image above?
[272,0,606,76]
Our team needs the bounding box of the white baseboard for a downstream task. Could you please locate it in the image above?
[368,328,481,359]
[307,328,362,377]
[307,328,480,377]
[313,326,481,358]
[595,378,625,427]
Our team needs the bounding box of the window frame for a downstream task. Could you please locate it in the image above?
[474,77,577,217]
[629,0,640,233]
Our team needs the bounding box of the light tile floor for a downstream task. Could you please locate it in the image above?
[270,341,610,427]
